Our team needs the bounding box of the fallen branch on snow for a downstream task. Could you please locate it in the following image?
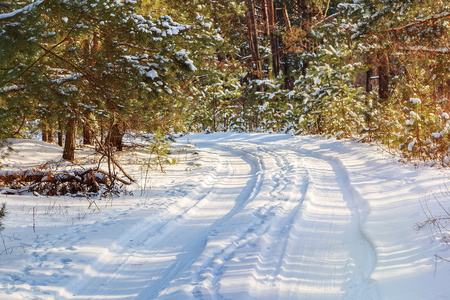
[0,168,131,197]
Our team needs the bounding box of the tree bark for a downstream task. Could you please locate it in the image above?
[261,0,270,36]
[298,0,315,75]
[63,118,77,161]
[378,53,390,101]
[57,131,63,147]
[366,68,372,93]
[83,122,93,145]
[57,120,63,147]
[283,53,294,90]
[42,128,48,142]
[267,0,280,77]
[107,123,124,151]
[282,5,292,32]
[47,128,54,143]
[245,0,262,77]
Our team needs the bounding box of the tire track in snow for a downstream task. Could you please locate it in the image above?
[136,143,265,299]
[156,143,270,299]
[159,145,311,299]
[164,142,378,300]
[63,148,226,299]
[65,137,378,300]
[274,146,378,300]
[250,149,312,297]
[228,147,312,299]
[66,141,264,299]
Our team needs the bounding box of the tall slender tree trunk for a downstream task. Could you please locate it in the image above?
[298,0,313,75]
[366,68,372,93]
[282,5,292,32]
[246,0,262,77]
[57,120,63,147]
[378,53,390,101]
[47,128,54,143]
[281,5,294,89]
[63,118,77,161]
[58,131,63,147]
[261,0,274,78]
[261,0,270,36]
[83,113,94,146]
[83,123,93,145]
[42,132,48,142]
[110,123,124,151]
[267,0,280,77]
[42,125,48,142]
[283,53,294,90]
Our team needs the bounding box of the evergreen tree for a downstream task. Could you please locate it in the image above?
[0,0,205,160]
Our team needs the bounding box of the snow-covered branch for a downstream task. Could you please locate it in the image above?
[0,0,45,23]
[390,11,450,33]
[312,11,344,29]
[0,73,83,94]
[397,45,450,55]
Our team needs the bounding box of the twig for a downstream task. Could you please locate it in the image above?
[0,233,7,255]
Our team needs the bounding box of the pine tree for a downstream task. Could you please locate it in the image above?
[0,0,205,160]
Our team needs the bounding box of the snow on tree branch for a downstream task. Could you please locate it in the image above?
[390,11,450,33]
[0,0,45,22]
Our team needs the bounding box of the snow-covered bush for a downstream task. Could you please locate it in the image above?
[288,41,368,139]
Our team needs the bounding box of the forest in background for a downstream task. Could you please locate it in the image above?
[0,0,449,165]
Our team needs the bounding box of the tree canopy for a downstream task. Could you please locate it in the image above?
[0,0,449,164]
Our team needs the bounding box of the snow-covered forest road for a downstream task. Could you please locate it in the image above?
[1,133,449,299]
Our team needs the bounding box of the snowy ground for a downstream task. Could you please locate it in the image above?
[0,133,449,299]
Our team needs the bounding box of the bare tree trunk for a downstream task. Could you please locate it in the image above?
[42,126,48,142]
[267,0,280,77]
[298,0,313,75]
[246,0,262,77]
[378,53,390,101]
[282,5,292,32]
[261,0,274,79]
[261,0,270,36]
[281,5,293,89]
[57,120,63,147]
[106,122,124,152]
[47,128,54,143]
[110,123,123,151]
[57,131,63,147]
[366,68,372,93]
[63,118,77,161]
[83,122,93,145]
[283,53,294,90]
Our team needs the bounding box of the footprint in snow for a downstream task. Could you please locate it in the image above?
[61,258,72,264]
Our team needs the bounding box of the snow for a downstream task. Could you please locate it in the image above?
[0,0,44,21]
[432,132,441,138]
[146,69,158,79]
[0,133,450,299]
[405,119,414,126]
[174,49,197,71]
[410,98,421,105]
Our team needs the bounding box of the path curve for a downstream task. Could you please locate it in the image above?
[65,136,378,299]
[157,139,378,299]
